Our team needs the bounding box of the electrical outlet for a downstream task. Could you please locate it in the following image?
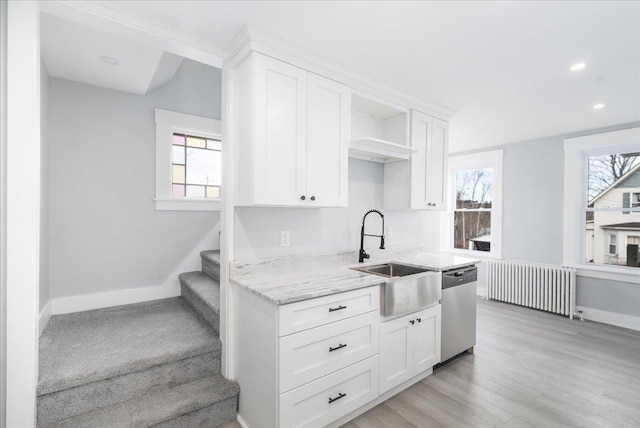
[387,226,393,239]
[280,230,290,247]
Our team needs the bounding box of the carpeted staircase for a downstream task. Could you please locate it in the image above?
[37,250,238,427]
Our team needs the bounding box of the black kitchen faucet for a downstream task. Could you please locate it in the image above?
[359,209,385,262]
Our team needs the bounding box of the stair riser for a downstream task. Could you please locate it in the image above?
[201,256,220,282]
[37,352,220,427]
[181,283,220,334]
[152,396,238,428]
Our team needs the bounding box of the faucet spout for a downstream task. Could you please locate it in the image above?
[359,209,385,263]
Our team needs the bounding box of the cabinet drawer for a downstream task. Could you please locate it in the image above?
[279,356,379,428]
[279,311,379,393]
[279,286,379,336]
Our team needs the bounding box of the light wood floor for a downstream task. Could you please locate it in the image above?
[225,298,640,427]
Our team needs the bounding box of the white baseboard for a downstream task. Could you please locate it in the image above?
[576,306,640,331]
[236,415,249,428]
[39,300,52,335]
[50,283,181,315]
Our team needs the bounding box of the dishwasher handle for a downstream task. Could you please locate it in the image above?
[442,266,477,288]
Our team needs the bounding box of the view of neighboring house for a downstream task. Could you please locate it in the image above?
[588,163,640,267]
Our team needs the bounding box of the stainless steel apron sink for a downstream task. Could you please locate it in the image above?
[352,262,441,316]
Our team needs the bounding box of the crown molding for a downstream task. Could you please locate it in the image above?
[41,1,225,69]
[226,25,456,121]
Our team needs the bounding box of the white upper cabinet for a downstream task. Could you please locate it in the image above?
[234,52,350,207]
[383,110,449,210]
[411,111,449,210]
[306,73,350,207]
[425,116,448,210]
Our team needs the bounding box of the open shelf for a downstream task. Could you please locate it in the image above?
[349,137,416,163]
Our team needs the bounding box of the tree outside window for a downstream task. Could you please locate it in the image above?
[453,168,493,251]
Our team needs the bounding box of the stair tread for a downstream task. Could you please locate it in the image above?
[200,250,220,266]
[179,271,220,313]
[54,375,239,428]
[38,298,220,396]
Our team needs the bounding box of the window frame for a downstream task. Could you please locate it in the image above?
[563,127,640,283]
[608,234,617,256]
[155,108,221,211]
[444,149,503,259]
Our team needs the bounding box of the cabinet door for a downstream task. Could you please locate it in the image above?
[306,73,350,207]
[253,53,308,206]
[425,118,448,210]
[379,314,414,394]
[409,110,433,209]
[413,305,441,372]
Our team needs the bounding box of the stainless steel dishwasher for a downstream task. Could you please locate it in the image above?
[441,265,477,363]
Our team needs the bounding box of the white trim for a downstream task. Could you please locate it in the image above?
[443,149,504,259]
[220,61,234,378]
[563,127,640,282]
[40,1,225,68]
[39,301,52,336]
[226,26,455,122]
[576,306,640,331]
[576,266,640,283]
[153,198,221,211]
[154,108,222,211]
[236,415,249,428]
[50,283,181,315]
[6,2,40,425]
[0,0,7,424]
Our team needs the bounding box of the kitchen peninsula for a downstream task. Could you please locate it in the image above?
[231,247,478,428]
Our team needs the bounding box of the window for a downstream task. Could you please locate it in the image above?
[155,109,221,211]
[609,234,617,255]
[454,169,493,252]
[446,149,503,258]
[584,150,639,267]
[563,127,640,280]
[171,133,221,198]
[624,192,640,210]
[628,236,640,246]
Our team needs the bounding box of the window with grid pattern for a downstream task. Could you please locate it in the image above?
[171,133,221,199]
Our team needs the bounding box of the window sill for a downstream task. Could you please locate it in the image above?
[573,263,640,284]
[154,198,220,212]
[444,248,502,260]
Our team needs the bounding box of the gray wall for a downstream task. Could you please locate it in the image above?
[40,61,50,310]
[452,122,640,317]
[501,137,564,264]
[47,59,221,299]
[234,159,423,261]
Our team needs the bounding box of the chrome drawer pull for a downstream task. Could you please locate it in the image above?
[328,392,346,404]
[328,305,347,312]
[329,343,347,352]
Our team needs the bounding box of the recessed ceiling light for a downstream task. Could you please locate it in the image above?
[593,103,606,110]
[570,63,586,72]
[100,56,119,65]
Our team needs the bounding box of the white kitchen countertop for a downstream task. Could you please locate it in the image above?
[230,248,479,305]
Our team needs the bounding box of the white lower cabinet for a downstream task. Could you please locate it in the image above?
[279,356,379,428]
[379,304,441,394]
[235,285,441,428]
[279,311,379,393]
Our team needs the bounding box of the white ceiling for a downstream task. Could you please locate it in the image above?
[54,1,640,152]
[41,13,183,95]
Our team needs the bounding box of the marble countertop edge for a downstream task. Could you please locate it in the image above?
[231,251,480,306]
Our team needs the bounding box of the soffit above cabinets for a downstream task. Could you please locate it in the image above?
[40,13,183,95]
